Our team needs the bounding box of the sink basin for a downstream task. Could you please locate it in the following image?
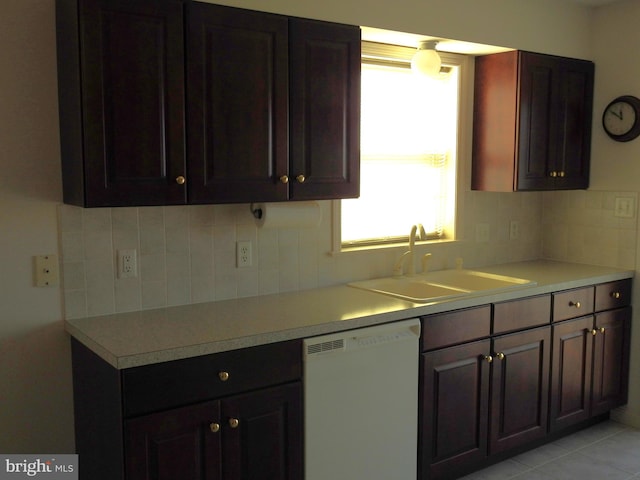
[423,269,535,292]
[348,277,469,303]
[348,269,535,303]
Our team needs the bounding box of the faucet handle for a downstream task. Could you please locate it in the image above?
[421,253,432,274]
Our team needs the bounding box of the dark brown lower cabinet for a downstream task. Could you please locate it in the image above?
[421,340,491,480]
[490,326,550,455]
[592,308,631,415]
[549,307,631,432]
[549,316,594,432]
[125,382,302,480]
[421,326,551,480]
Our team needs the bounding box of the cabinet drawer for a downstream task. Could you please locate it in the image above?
[493,294,551,334]
[595,279,632,312]
[553,286,594,322]
[122,340,302,417]
[421,305,491,351]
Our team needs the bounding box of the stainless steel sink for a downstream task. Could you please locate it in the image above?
[348,269,535,303]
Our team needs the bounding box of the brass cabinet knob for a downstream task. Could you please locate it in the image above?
[558,171,566,178]
[229,418,239,428]
[550,171,558,178]
[599,326,606,334]
[279,175,289,184]
[611,292,621,299]
[484,355,493,363]
[591,329,598,336]
[496,352,505,360]
[209,422,220,433]
[176,175,186,185]
[218,371,230,382]
[296,174,306,183]
[569,301,581,308]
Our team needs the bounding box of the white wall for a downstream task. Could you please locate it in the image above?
[591,0,640,427]
[0,0,610,452]
[0,0,74,452]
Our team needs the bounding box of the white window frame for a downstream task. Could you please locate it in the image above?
[331,42,474,254]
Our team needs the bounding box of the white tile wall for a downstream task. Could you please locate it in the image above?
[542,190,638,269]
[58,189,637,319]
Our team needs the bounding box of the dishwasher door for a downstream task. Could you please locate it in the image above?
[303,318,420,480]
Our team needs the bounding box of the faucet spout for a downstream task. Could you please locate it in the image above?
[407,225,418,275]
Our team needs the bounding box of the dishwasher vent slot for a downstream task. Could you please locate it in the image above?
[306,339,345,356]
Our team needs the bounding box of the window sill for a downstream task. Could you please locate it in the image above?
[331,237,460,256]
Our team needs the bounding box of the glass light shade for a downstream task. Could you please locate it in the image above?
[411,41,441,77]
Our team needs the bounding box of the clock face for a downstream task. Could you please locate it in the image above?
[602,96,640,142]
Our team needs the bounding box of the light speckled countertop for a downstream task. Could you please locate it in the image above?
[65,260,634,369]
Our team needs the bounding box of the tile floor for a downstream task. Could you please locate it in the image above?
[460,420,640,479]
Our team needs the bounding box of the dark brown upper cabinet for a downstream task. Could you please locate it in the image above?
[472,51,594,191]
[186,4,360,203]
[185,3,289,204]
[57,0,187,207]
[288,19,361,201]
[57,0,360,207]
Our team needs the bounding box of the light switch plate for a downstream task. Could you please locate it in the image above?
[614,197,635,218]
[34,254,59,287]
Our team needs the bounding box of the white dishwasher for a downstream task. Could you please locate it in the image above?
[303,318,420,480]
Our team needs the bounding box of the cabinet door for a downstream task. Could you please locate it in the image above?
[125,400,222,480]
[289,19,360,200]
[591,307,631,416]
[221,382,302,480]
[420,340,491,480]
[554,58,593,190]
[550,316,594,432]
[516,52,556,191]
[78,0,186,206]
[186,3,288,204]
[490,326,550,455]
[517,52,593,190]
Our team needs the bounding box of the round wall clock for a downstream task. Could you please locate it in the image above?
[602,95,640,142]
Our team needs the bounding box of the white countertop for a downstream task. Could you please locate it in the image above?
[65,260,634,369]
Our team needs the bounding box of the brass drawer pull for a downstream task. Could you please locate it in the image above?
[210,422,220,433]
[176,175,186,185]
[218,371,230,382]
[611,291,621,299]
[569,301,581,308]
[229,418,239,428]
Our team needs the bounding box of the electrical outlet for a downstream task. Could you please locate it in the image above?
[509,220,520,240]
[118,249,137,279]
[236,241,252,268]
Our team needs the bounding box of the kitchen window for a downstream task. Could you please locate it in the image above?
[338,42,470,249]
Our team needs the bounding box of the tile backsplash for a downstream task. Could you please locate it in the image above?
[541,190,638,268]
[58,189,637,319]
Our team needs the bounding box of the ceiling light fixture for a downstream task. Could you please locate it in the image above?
[411,40,441,77]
